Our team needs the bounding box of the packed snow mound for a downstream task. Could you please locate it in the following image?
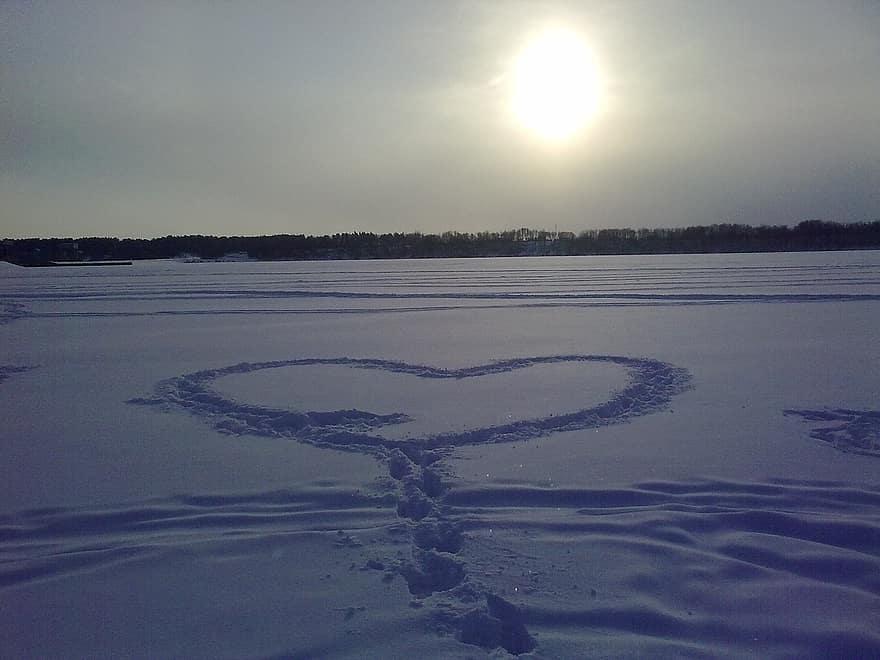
[786,408,880,457]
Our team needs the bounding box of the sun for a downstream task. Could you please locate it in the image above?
[511,27,601,142]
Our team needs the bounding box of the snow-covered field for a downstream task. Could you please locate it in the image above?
[1,251,879,658]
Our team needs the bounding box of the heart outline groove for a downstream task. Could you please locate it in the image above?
[129,355,692,451]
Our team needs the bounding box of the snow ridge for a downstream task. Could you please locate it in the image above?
[0,301,29,325]
[9,289,880,304]
[0,364,33,384]
[2,479,878,656]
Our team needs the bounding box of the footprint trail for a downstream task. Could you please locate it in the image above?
[126,354,691,653]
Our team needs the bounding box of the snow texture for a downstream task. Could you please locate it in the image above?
[1,252,879,658]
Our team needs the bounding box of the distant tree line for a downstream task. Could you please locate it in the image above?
[3,220,879,265]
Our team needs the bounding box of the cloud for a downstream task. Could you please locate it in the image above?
[1,1,878,237]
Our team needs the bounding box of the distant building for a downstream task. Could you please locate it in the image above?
[215,252,253,262]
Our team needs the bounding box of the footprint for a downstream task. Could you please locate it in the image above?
[128,355,692,451]
[130,354,692,655]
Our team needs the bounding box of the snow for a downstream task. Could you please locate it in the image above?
[1,251,879,657]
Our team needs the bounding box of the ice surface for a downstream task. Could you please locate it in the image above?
[1,251,879,657]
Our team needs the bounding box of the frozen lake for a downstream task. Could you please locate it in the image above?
[2,251,879,657]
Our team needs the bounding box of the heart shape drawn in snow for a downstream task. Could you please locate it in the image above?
[129,355,691,451]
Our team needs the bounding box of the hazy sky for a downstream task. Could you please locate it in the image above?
[2,1,879,238]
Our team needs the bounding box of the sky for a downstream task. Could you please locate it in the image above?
[2,0,879,239]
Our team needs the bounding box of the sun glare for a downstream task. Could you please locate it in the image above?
[511,27,601,142]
